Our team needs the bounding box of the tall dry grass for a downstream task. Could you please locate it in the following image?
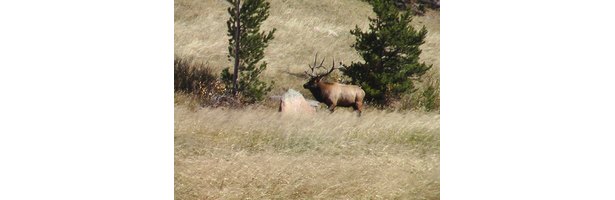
[175,94,440,199]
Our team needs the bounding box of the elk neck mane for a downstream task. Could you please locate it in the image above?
[305,81,336,102]
[319,80,337,85]
[320,80,359,88]
[306,86,325,102]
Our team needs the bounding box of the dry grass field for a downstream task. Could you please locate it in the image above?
[175,95,439,199]
[175,0,439,199]
[175,0,439,96]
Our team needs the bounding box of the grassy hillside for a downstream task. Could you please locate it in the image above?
[174,0,439,98]
[175,0,439,199]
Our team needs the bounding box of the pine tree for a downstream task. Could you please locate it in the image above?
[342,0,431,106]
[221,0,276,103]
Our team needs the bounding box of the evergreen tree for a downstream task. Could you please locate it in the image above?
[221,0,276,103]
[342,0,431,106]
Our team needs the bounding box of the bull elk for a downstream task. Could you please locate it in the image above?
[303,54,366,116]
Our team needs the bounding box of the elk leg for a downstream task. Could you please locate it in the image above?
[328,104,337,113]
[354,102,363,117]
[325,99,336,113]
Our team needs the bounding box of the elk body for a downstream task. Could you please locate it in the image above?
[303,54,365,116]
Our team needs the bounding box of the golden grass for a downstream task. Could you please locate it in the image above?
[174,0,439,95]
[175,0,440,198]
[175,93,440,199]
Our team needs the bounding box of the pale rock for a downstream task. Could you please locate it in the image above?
[278,89,318,113]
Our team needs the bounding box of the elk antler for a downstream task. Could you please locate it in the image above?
[304,53,316,78]
[318,57,340,78]
[305,54,340,78]
[305,53,325,78]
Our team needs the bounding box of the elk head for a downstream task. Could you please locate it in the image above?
[303,53,339,90]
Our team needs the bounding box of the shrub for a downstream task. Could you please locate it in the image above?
[174,56,229,107]
[421,78,439,111]
[397,76,439,111]
[393,0,440,15]
[362,0,440,15]
[343,0,432,106]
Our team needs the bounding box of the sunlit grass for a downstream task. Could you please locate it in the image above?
[175,102,439,199]
[174,0,439,97]
[174,0,440,199]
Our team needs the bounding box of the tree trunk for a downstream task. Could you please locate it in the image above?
[232,0,241,96]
